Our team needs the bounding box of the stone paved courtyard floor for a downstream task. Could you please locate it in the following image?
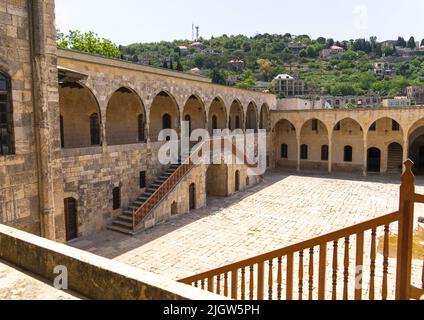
[71,170,424,290]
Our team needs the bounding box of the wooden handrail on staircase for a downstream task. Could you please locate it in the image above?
[132,140,207,230]
[179,160,424,300]
[132,134,264,230]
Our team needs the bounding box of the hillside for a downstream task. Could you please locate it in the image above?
[120,34,424,98]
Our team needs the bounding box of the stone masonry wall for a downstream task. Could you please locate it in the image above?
[0,0,39,234]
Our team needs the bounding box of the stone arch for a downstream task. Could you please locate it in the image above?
[106,87,146,146]
[332,118,364,172]
[59,81,102,148]
[408,119,424,174]
[274,119,297,169]
[229,100,244,130]
[367,117,404,174]
[208,97,227,135]
[149,91,180,142]
[246,102,258,132]
[183,95,206,135]
[260,103,271,131]
[300,118,329,171]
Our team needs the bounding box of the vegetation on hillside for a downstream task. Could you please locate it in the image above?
[57,30,120,58]
[57,30,424,98]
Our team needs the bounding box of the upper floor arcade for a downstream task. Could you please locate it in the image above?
[57,49,275,155]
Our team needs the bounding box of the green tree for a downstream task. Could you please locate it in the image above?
[176,59,184,72]
[408,36,416,49]
[396,36,407,47]
[235,70,256,89]
[57,30,120,58]
[256,58,273,81]
[211,69,227,85]
[299,49,307,58]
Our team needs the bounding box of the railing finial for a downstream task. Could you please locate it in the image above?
[401,159,415,189]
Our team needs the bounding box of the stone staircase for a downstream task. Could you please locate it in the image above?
[107,160,182,235]
[387,145,403,174]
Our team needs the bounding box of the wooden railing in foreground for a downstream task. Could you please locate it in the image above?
[179,160,424,300]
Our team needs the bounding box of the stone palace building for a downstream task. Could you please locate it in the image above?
[2,0,424,245]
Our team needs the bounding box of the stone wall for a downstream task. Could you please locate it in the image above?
[0,0,59,238]
[0,223,223,300]
[57,143,165,239]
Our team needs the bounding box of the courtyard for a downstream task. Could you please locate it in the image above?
[71,170,424,284]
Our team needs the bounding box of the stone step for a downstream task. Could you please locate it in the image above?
[106,225,135,236]
[112,220,134,229]
[116,215,133,223]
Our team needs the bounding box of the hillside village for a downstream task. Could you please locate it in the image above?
[117,34,424,108]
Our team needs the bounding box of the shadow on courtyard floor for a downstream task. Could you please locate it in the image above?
[69,169,414,260]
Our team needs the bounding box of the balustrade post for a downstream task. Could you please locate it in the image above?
[396,159,415,300]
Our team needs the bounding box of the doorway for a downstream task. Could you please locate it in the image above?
[64,198,78,241]
[367,148,381,173]
[235,170,240,192]
[189,183,196,210]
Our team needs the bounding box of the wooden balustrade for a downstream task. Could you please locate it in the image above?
[132,141,208,229]
[132,135,262,230]
[179,160,424,300]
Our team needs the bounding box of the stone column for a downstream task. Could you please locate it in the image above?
[296,131,301,172]
[403,136,409,164]
[363,137,368,177]
[28,0,58,240]
[328,131,333,173]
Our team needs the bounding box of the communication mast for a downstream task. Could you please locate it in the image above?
[191,24,200,41]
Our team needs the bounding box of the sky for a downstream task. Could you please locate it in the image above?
[55,0,424,46]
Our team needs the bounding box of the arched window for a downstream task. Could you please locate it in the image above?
[89,113,100,146]
[112,187,121,210]
[162,113,172,129]
[370,122,377,131]
[185,114,192,134]
[212,115,218,131]
[138,114,145,142]
[321,145,329,161]
[312,119,318,131]
[300,144,308,160]
[392,120,400,131]
[344,146,353,162]
[0,72,14,155]
[281,144,288,159]
[139,171,146,189]
[334,122,341,131]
